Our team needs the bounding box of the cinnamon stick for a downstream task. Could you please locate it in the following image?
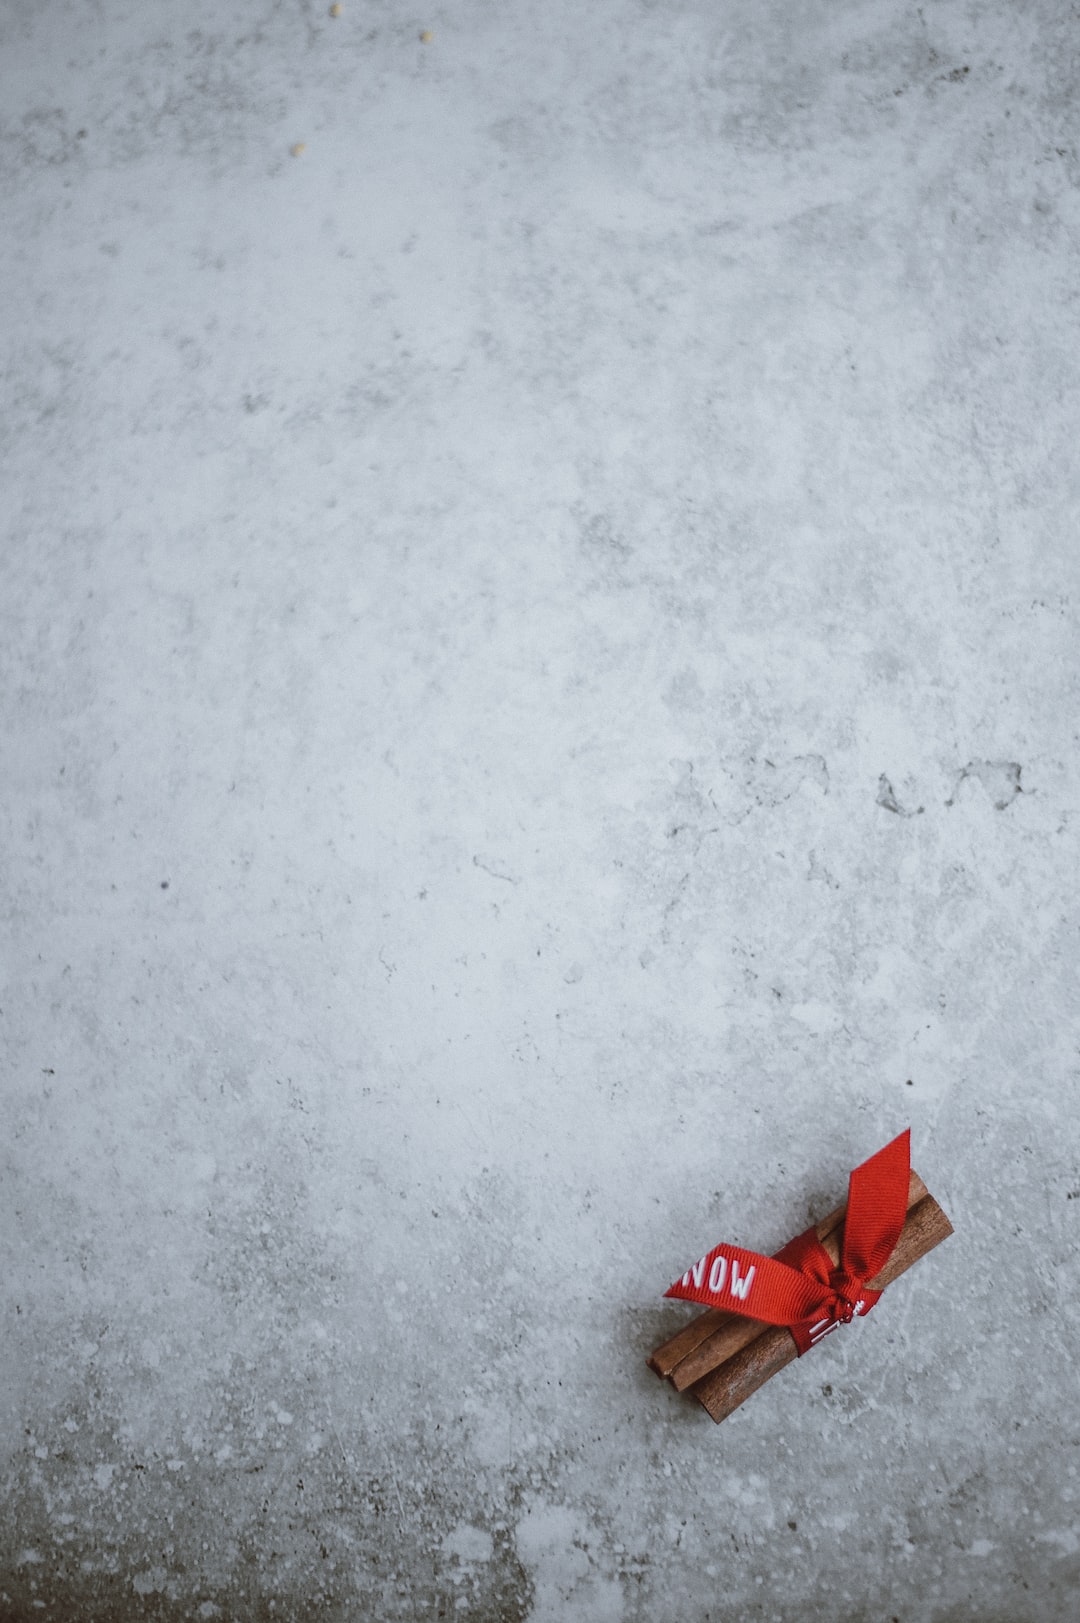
[649,1169,928,1388]
[690,1190,953,1424]
[646,1305,732,1380]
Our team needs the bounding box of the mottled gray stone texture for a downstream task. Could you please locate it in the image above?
[3,0,1079,1618]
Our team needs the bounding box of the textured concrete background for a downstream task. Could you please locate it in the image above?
[3,1,1080,1618]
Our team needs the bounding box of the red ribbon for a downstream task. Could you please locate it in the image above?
[665,1130,911,1355]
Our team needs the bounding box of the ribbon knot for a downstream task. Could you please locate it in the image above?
[827,1271,863,1323]
[665,1129,911,1357]
[827,1289,859,1326]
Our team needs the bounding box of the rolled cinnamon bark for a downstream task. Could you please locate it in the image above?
[646,1305,732,1380]
[649,1170,928,1389]
[690,1190,953,1423]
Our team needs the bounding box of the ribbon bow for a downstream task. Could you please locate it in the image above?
[665,1129,911,1355]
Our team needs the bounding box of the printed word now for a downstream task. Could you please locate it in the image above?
[680,1253,756,1304]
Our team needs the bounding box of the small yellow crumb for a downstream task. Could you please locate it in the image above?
[329,2,342,14]
[290,142,306,157]
[419,29,433,43]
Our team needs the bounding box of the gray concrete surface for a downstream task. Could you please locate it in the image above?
[3,1,1080,1618]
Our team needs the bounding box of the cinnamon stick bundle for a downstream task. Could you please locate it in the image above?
[648,1169,927,1389]
[649,1169,952,1424]
[693,1192,952,1422]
